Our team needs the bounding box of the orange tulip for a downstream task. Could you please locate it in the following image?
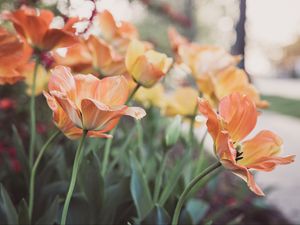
[86,35,126,77]
[53,40,92,73]
[168,26,189,55]
[198,93,295,196]
[44,66,146,139]
[3,6,77,51]
[213,67,269,108]
[0,28,32,85]
[126,39,173,88]
[98,10,138,54]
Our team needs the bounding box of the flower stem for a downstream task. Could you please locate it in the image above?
[171,161,222,225]
[28,130,60,222]
[101,84,141,176]
[61,130,88,225]
[29,58,40,169]
[188,104,198,150]
[126,83,141,105]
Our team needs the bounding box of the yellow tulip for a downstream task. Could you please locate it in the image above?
[125,39,173,88]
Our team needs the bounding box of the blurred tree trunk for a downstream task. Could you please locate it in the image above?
[231,0,246,70]
[184,0,197,40]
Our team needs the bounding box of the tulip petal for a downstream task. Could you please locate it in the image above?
[123,107,146,120]
[219,93,257,142]
[49,66,76,100]
[80,98,126,131]
[130,55,164,88]
[239,130,295,171]
[125,39,145,70]
[74,74,101,103]
[51,90,82,128]
[97,75,129,106]
[98,10,118,41]
[42,29,77,51]
[215,131,264,196]
[198,98,221,141]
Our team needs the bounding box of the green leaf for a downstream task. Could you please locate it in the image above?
[186,199,209,224]
[130,153,153,220]
[18,199,29,225]
[140,205,170,225]
[62,194,90,225]
[99,177,131,224]
[79,151,104,222]
[179,208,193,225]
[12,125,29,180]
[158,155,188,206]
[165,116,182,147]
[0,184,18,225]
[36,196,60,224]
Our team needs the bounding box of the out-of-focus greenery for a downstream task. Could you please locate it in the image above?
[262,95,300,118]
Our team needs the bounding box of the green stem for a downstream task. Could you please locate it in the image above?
[188,104,198,150]
[61,130,88,225]
[101,84,141,176]
[29,58,40,169]
[28,130,60,222]
[126,83,141,105]
[171,161,222,225]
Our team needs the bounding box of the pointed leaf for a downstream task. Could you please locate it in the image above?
[186,199,209,224]
[18,199,29,225]
[79,151,104,221]
[12,125,29,179]
[141,205,170,225]
[130,153,153,220]
[165,116,182,147]
[158,155,188,206]
[0,184,18,224]
[36,196,60,224]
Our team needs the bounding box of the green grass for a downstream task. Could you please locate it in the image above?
[262,95,300,118]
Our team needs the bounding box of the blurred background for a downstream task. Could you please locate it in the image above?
[0,0,299,223]
[83,0,300,223]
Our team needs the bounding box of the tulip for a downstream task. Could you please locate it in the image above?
[198,93,295,196]
[98,10,138,54]
[86,35,126,77]
[53,40,92,73]
[134,83,165,108]
[44,66,146,139]
[0,28,32,85]
[163,87,198,117]
[22,63,49,96]
[3,6,77,51]
[126,39,173,88]
[213,66,269,108]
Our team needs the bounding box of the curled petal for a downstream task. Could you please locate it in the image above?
[219,92,257,142]
[44,91,83,139]
[228,162,265,196]
[123,106,146,120]
[215,131,264,196]
[239,130,295,171]
[51,91,82,128]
